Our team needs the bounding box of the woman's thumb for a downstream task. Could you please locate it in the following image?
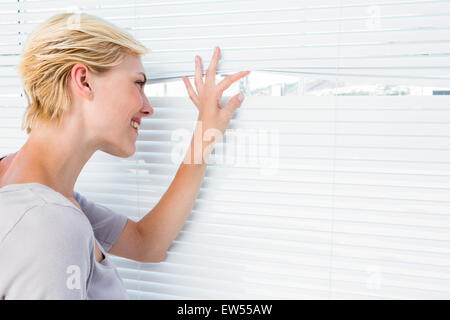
[223,92,245,116]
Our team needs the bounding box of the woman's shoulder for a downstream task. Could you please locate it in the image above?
[0,182,83,214]
[0,184,93,248]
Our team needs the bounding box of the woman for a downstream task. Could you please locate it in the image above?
[0,13,249,299]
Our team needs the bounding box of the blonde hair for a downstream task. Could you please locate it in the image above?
[17,13,150,134]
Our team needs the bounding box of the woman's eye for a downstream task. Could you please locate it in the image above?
[136,81,145,88]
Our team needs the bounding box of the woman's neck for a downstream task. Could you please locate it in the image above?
[0,120,97,199]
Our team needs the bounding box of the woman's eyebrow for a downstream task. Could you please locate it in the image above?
[138,72,147,82]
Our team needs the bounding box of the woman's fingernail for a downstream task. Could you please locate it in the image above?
[238,93,245,102]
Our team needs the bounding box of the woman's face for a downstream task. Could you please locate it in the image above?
[86,54,153,157]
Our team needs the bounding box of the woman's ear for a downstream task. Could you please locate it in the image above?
[70,63,93,100]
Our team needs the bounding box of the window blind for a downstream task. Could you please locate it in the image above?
[1,0,450,299]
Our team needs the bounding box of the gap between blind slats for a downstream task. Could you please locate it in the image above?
[2,95,450,108]
[2,0,449,84]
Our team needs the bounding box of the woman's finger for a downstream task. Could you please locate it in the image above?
[206,46,220,85]
[183,77,200,108]
[216,71,251,94]
[222,92,245,117]
[194,56,204,93]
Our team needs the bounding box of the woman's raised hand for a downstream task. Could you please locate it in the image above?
[182,46,250,136]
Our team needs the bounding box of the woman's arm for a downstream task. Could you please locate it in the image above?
[107,135,209,263]
[108,47,250,262]
[134,130,210,262]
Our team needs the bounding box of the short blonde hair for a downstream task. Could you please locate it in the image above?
[17,13,150,134]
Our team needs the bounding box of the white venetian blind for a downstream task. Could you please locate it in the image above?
[0,0,449,299]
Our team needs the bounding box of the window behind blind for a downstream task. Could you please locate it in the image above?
[0,0,449,299]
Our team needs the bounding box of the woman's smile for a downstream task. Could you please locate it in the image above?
[130,124,138,135]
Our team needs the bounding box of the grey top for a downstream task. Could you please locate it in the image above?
[0,158,129,299]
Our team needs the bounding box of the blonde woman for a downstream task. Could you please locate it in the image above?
[0,13,249,299]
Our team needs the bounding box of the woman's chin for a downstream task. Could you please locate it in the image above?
[121,146,136,158]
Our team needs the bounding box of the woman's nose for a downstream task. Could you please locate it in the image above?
[142,95,153,117]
